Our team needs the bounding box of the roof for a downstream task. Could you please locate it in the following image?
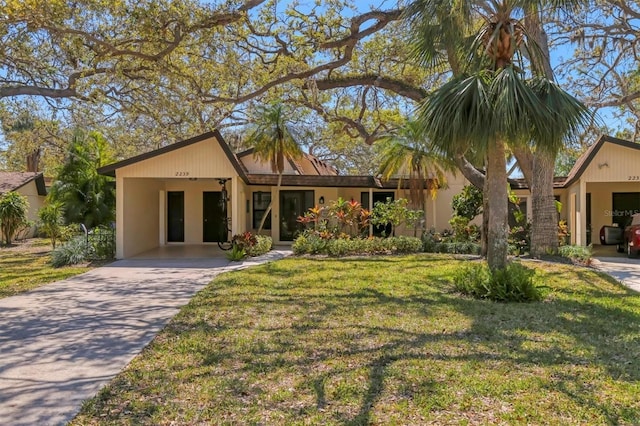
[563,135,640,187]
[0,172,47,196]
[237,148,338,176]
[97,130,249,182]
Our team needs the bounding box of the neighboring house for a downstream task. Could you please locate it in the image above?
[0,172,47,239]
[98,131,640,259]
[511,135,640,246]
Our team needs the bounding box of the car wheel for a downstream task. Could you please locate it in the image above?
[617,243,625,253]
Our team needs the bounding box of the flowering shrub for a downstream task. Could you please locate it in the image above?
[297,198,370,239]
[230,232,271,258]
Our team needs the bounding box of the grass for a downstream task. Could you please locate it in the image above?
[0,238,94,298]
[72,254,640,425]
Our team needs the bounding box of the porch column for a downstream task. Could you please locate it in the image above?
[159,190,165,246]
[577,179,587,246]
[115,175,125,259]
[231,178,239,236]
[368,188,374,237]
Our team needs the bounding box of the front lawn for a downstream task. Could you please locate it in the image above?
[0,239,94,298]
[73,255,640,425]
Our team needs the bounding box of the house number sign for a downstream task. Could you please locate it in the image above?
[629,175,640,181]
[175,171,190,176]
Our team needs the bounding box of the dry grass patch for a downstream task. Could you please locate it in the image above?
[72,255,640,425]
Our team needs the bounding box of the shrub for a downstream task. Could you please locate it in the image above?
[0,191,29,245]
[422,231,480,255]
[558,244,592,265]
[453,261,542,302]
[232,232,258,251]
[245,235,272,257]
[227,244,246,261]
[38,202,65,248]
[89,225,116,259]
[388,235,423,253]
[51,236,92,267]
[292,235,422,256]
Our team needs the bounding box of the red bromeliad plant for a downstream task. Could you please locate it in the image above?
[232,231,258,250]
[297,199,371,239]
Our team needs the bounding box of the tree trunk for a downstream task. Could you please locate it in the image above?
[530,149,558,256]
[523,8,560,256]
[486,138,509,271]
[257,173,283,234]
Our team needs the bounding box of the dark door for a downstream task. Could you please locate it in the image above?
[280,190,314,241]
[167,191,184,242]
[203,191,225,242]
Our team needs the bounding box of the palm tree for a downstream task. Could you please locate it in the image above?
[410,0,590,271]
[0,191,29,245]
[246,102,303,234]
[377,120,454,221]
[48,130,115,228]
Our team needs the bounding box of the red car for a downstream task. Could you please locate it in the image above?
[622,213,640,258]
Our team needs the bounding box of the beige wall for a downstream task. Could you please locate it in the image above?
[117,136,237,179]
[582,143,640,182]
[15,182,45,238]
[120,178,162,258]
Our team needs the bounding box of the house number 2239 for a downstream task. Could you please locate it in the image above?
[629,175,640,181]
[175,171,190,176]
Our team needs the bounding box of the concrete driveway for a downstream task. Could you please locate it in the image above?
[0,250,290,426]
[592,256,640,293]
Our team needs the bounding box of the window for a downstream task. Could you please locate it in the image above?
[253,191,271,229]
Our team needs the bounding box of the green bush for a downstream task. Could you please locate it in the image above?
[227,244,247,261]
[558,245,592,264]
[292,235,422,256]
[245,235,272,257]
[51,236,92,267]
[422,231,481,255]
[388,235,423,253]
[89,225,116,259]
[453,261,542,302]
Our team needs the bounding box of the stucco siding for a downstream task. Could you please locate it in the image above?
[117,137,237,179]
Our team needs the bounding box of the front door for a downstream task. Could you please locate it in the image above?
[280,190,314,241]
[203,191,225,242]
[167,191,184,242]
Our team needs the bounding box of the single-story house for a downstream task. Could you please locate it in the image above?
[98,131,640,259]
[0,172,47,239]
[511,135,640,246]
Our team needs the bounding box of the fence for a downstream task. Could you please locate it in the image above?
[81,224,116,260]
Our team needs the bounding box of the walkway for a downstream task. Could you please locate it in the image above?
[0,250,291,426]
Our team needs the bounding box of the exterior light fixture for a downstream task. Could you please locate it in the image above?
[319,196,325,204]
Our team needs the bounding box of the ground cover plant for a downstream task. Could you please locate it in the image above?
[73,255,640,425]
[0,239,93,298]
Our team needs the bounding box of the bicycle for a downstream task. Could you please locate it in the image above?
[217,178,233,250]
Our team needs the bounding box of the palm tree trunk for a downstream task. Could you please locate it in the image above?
[257,173,283,235]
[486,138,509,271]
[530,149,558,256]
[524,8,560,257]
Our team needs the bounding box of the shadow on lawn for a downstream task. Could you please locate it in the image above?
[90,256,640,425]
